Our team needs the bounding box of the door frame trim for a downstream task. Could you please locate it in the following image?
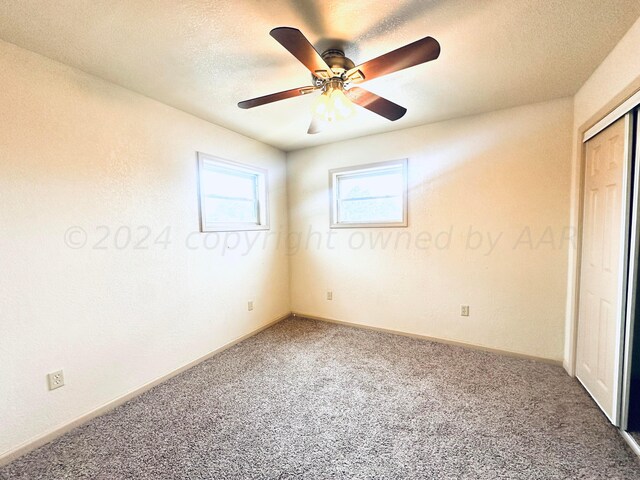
[614,113,635,425]
[584,90,640,143]
[620,430,640,458]
[621,110,639,430]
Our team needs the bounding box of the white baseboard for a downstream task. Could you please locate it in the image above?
[293,312,563,366]
[0,312,291,467]
[2,311,562,467]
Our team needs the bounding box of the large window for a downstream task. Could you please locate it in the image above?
[197,153,269,232]
[329,159,408,228]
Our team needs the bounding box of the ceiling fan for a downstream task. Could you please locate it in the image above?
[238,27,441,134]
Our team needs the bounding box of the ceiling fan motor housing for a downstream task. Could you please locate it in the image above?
[312,49,356,87]
[322,49,355,71]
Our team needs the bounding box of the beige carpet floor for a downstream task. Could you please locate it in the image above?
[2,317,640,479]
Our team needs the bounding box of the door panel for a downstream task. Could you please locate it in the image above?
[576,116,631,425]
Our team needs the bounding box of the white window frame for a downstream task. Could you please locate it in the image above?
[197,152,269,232]
[329,158,408,228]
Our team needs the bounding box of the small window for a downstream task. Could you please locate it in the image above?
[197,153,269,232]
[330,159,408,228]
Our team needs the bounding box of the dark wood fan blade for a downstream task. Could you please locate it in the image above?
[238,86,317,109]
[346,87,407,121]
[345,36,440,83]
[270,27,333,79]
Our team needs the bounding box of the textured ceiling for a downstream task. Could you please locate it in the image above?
[1,0,639,151]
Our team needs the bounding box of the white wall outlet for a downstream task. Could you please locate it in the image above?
[461,305,470,317]
[47,370,64,390]
[326,291,333,301]
[248,301,254,311]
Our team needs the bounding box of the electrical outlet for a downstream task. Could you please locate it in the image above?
[326,291,333,301]
[461,305,470,317]
[248,301,254,311]
[47,370,64,390]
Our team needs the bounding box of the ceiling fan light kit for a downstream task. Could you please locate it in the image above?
[238,27,441,134]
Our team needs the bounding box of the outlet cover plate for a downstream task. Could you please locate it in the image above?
[461,305,470,317]
[47,370,64,390]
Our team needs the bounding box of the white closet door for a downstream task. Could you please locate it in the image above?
[576,115,631,425]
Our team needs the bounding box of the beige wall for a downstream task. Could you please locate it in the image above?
[287,98,574,361]
[0,40,290,457]
[564,17,640,374]
[573,16,640,130]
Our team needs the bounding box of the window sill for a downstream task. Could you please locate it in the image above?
[200,224,270,233]
[330,222,408,229]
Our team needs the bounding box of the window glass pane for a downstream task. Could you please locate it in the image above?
[199,158,265,230]
[339,196,403,223]
[202,166,257,201]
[335,164,404,224]
[338,168,403,200]
[204,197,257,224]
